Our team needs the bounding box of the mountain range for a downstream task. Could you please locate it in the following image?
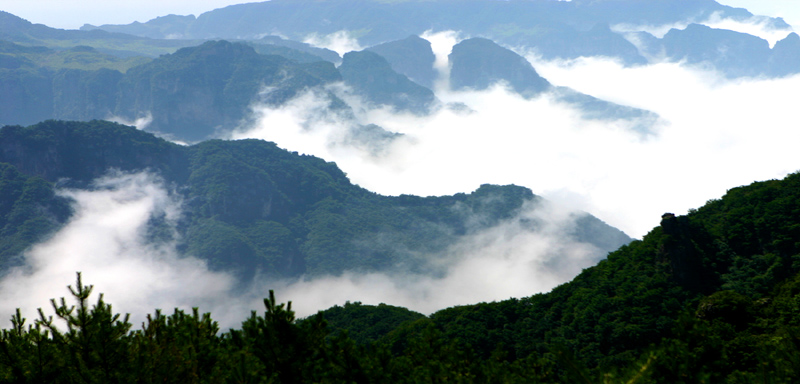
[0,22,661,141]
[80,0,800,78]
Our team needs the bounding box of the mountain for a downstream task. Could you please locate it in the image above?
[625,23,800,78]
[82,14,198,40]
[1,32,661,142]
[0,11,194,58]
[769,32,800,77]
[0,36,442,141]
[339,50,438,114]
[252,35,341,63]
[449,37,551,97]
[0,41,149,72]
[661,23,772,78]
[448,37,660,130]
[506,21,647,66]
[0,41,147,126]
[116,40,342,141]
[0,11,139,45]
[366,35,437,89]
[0,40,343,141]
[0,120,630,279]
[0,163,71,272]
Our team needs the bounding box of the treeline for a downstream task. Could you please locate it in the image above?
[2,269,800,383]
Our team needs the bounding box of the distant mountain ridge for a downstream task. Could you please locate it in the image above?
[447,37,660,129]
[0,40,344,140]
[78,0,799,78]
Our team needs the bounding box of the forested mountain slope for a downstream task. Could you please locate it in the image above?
[388,171,800,381]
[282,170,800,381]
[0,120,629,280]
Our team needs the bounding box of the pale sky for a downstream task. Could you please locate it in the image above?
[1,0,799,31]
[1,0,246,29]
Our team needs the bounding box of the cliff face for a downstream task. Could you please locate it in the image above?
[769,32,800,77]
[0,67,54,126]
[52,68,123,121]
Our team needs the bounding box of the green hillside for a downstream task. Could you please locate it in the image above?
[0,120,628,279]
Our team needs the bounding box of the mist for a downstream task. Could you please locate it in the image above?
[107,113,154,131]
[0,171,261,329]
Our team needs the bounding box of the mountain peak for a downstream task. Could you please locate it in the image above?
[449,37,550,97]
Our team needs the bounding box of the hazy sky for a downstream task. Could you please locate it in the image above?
[2,0,800,30]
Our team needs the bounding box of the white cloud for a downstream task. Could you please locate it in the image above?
[613,11,794,48]
[303,31,363,56]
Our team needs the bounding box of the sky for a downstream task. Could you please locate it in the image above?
[1,0,800,31]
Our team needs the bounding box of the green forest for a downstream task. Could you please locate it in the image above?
[2,169,800,382]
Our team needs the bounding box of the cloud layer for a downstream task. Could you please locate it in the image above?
[612,11,794,47]
[234,31,800,240]
[0,171,612,327]
[0,172,255,329]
